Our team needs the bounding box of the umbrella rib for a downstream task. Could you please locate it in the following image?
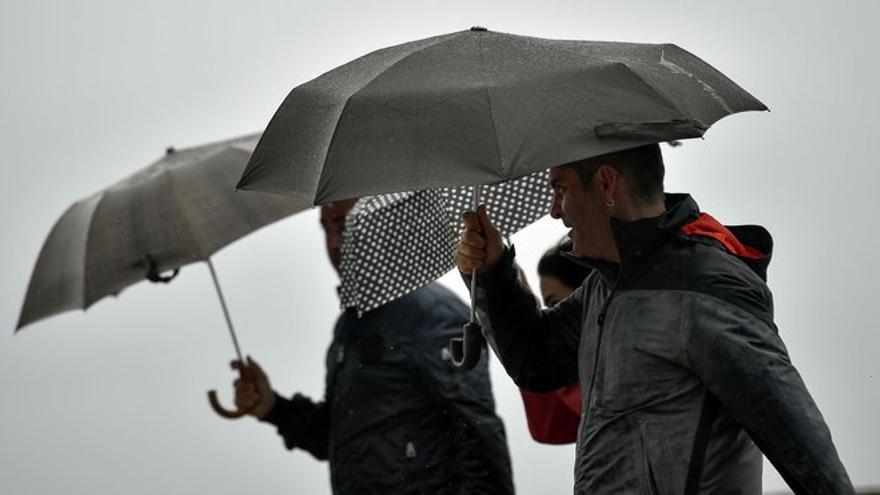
[658,47,732,114]
[173,133,261,156]
[483,89,506,177]
[615,61,690,121]
[80,191,110,309]
[477,32,506,177]
[164,166,210,260]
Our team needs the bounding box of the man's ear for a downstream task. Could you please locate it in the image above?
[595,164,619,204]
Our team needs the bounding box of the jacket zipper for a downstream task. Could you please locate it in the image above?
[584,266,623,410]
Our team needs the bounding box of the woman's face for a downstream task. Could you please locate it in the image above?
[539,275,576,308]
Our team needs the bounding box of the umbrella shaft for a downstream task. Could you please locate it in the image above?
[207,258,244,363]
[469,185,482,323]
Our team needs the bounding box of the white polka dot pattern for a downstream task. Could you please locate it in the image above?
[339,171,552,314]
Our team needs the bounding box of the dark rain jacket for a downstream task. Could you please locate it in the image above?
[473,194,853,494]
[262,282,514,494]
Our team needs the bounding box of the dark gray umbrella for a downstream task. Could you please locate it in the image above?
[17,133,303,417]
[238,28,767,368]
[237,27,766,202]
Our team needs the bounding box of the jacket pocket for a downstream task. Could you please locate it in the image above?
[639,425,660,495]
[638,419,684,495]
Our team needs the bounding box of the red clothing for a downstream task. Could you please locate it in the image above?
[519,384,582,444]
[681,213,765,259]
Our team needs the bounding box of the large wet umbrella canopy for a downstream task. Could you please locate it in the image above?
[237,27,767,202]
[17,133,301,330]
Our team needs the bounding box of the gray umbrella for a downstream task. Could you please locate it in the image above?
[236,27,766,202]
[237,27,767,367]
[17,133,303,417]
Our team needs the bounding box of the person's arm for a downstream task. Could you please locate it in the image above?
[260,393,330,460]
[470,245,585,391]
[456,205,585,391]
[233,358,330,460]
[686,293,854,494]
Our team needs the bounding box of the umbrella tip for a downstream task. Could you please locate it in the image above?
[166,146,176,155]
[470,26,488,32]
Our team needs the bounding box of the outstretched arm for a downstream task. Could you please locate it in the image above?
[686,295,853,494]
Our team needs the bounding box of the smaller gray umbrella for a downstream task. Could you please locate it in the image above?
[17,133,303,417]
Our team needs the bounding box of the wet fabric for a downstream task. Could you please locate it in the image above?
[472,194,853,494]
[237,29,767,204]
[262,283,514,494]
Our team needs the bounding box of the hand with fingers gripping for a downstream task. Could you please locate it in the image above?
[232,356,276,419]
[455,205,505,275]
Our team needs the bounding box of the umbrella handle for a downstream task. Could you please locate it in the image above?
[206,366,254,419]
[207,389,253,419]
[449,321,483,369]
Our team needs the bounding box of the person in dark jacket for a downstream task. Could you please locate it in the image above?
[456,144,853,494]
[234,199,514,494]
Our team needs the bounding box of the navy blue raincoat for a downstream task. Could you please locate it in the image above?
[263,282,514,494]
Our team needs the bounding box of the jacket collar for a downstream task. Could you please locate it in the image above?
[610,193,700,263]
[562,193,700,282]
[562,193,774,283]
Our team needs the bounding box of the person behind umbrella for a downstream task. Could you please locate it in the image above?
[518,241,588,445]
[233,199,514,495]
[455,144,853,494]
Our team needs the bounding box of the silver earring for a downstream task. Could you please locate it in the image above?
[606,200,615,208]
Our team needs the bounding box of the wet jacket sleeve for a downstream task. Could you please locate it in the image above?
[260,392,330,460]
[685,293,854,494]
[410,328,515,495]
[469,246,583,392]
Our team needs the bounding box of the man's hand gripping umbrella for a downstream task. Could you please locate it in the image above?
[451,196,505,369]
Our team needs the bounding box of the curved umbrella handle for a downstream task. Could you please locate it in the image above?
[207,388,253,419]
[449,321,483,370]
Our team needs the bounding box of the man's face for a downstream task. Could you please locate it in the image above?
[320,199,357,272]
[548,166,609,258]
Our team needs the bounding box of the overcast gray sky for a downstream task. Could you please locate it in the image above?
[1,1,878,493]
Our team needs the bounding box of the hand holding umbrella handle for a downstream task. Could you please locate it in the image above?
[450,186,486,370]
[205,258,253,419]
[450,320,483,369]
[207,364,256,419]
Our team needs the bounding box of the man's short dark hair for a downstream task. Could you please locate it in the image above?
[561,144,665,204]
[537,240,592,290]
